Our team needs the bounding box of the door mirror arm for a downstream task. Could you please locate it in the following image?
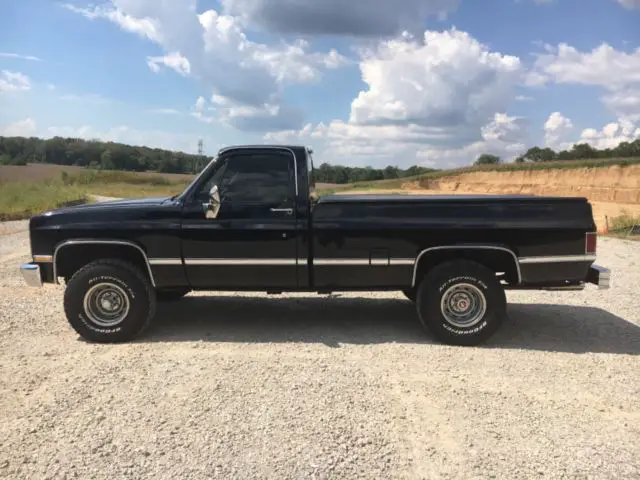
[203,184,221,219]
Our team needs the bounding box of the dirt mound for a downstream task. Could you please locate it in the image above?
[400,165,640,232]
[413,165,640,204]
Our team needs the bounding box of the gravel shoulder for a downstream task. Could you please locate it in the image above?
[0,232,638,479]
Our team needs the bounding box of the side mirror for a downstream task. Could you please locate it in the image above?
[203,184,221,219]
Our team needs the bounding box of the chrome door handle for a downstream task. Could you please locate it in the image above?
[270,208,293,215]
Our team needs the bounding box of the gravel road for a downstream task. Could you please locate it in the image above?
[1,223,638,479]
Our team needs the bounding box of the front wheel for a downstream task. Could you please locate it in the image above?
[63,259,156,343]
[416,260,506,346]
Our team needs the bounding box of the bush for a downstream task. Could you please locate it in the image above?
[609,212,640,232]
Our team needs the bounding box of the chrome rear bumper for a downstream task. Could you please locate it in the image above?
[587,264,610,289]
[20,263,43,287]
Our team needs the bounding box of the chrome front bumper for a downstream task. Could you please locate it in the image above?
[587,264,610,289]
[20,263,43,287]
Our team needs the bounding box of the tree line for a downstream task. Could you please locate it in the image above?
[2,134,639,183]
[474,138,640,165]
[312,162,437,183]
[0,135,437,183]
[0,136,210,174]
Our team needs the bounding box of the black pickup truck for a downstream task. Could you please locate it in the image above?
[20,145,610,345]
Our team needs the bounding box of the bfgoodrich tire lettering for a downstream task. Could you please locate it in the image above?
[416,260,506,346]
[63,259,156,343]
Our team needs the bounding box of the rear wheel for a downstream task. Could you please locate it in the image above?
[63,259,156,343]
[415,260,506,346]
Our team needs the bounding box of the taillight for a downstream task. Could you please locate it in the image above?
[585,232,597,255]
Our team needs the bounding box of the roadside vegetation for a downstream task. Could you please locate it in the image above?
[0,180,87,221]
[0,171,189,221]
[607,211,640,238]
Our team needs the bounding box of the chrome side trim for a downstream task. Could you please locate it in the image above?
[389,259,415,266]
[314,258,416,266]
[33,255,53,263]
[53,239,156,287]
[218,145,299,197]
[20,263,43,287]
[184,258,298,266]
[314,259,371,266]
[370,258,389,266]
[412,246,522,287]
[518,255,597,264]
[148,259,183,265]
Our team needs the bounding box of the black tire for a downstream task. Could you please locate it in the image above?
[63,259,156,343]
[402,289,416,302]
[416,260,506,346]
[156,288,190,302]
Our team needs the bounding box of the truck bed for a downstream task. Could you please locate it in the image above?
[312,193,597,289]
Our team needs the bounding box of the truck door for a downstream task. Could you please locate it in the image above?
[181,149,299,289]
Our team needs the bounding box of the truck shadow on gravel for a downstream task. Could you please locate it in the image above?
[140,296,640,355]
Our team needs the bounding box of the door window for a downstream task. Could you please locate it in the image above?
[218,153,293,206]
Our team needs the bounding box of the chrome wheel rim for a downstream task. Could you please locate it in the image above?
[83,282,130,327]
[440,283,487,328]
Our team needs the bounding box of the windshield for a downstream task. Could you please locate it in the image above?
[175,154,219,201]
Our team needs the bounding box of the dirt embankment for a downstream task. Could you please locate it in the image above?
[401,165,640,232]
[411,165,640,204]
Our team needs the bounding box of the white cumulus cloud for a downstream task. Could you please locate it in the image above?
[542,112,639,151]
[265,29,525,168]
[65,0,348,131]
[531,43,640,120]
[579,119,640,150]
[147,52,191,75]
[349,30,521,136]
[0,71,31,93]
[0,118,37,136]
[544,112,574,150]
[61,3,161,41]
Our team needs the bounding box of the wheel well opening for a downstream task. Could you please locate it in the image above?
[55,243,151,284]
[414,248,520,286]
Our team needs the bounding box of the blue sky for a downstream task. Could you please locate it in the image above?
[1,0,639,167]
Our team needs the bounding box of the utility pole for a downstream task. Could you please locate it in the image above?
[196,139,203,174]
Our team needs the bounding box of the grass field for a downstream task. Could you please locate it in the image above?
[0,169,191,221]
[0,181,88,221]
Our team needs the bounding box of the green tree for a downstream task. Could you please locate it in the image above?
[569,143,596,159]
[100,149,115,170]
[474,154,501,165]
[383,165,400,179]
